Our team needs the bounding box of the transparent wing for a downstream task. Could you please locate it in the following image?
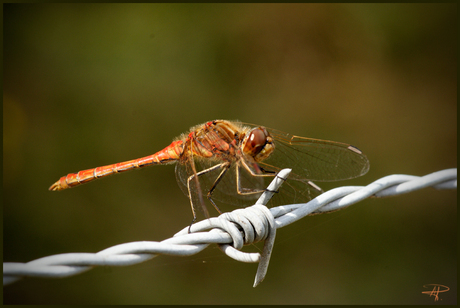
[176,156,323,211]
[263,127,370,182]
[175,158,267,210]
[175,122,369,214]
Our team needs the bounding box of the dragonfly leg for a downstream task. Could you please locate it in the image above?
[186,162,228,225]
[203,163,232,215]
[307,180,323,193]
[187,213,197,233]
[240,159,277,178]
[236,159,280,196]
[259,166,277,175]
[234,163,268,196]
[186,158,208,232]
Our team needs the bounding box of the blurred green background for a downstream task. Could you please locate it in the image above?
[3,3,456,304]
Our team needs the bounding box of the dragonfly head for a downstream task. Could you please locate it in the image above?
[241,127,275,162]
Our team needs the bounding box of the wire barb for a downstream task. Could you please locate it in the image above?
[3,168,456,287]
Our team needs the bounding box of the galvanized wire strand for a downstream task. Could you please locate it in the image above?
[3,168,457,287]
[273,168,457,228]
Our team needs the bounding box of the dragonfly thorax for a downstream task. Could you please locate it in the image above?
[241,127,275,162]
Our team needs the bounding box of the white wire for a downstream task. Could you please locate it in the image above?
[3,168,456,287]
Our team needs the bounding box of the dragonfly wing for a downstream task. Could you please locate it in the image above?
[201,159,267,206]
[176,156,322,210]
[195,157,320,208]
[175,162,191,200]
[176,157,270,208]
[256,161,323,203]
[265,128,370,182]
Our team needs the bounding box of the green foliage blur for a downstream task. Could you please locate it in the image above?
[3,3,456,304]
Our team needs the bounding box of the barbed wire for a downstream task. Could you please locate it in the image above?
[3,168,456,287]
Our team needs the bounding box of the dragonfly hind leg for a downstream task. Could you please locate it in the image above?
[202,162,231,215]
[186,162,229,220]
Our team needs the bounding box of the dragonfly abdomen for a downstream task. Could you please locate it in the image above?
[49,140,184,191]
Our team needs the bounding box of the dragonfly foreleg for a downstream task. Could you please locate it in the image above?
[236,160,276,196]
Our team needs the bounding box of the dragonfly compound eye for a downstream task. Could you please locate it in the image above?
[242,127,275,161]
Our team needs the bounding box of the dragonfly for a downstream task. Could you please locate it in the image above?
[50,120,370,223]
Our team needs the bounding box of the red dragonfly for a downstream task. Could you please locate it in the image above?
[50,120,369,222]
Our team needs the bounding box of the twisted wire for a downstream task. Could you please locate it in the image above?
[3,168,456,287]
